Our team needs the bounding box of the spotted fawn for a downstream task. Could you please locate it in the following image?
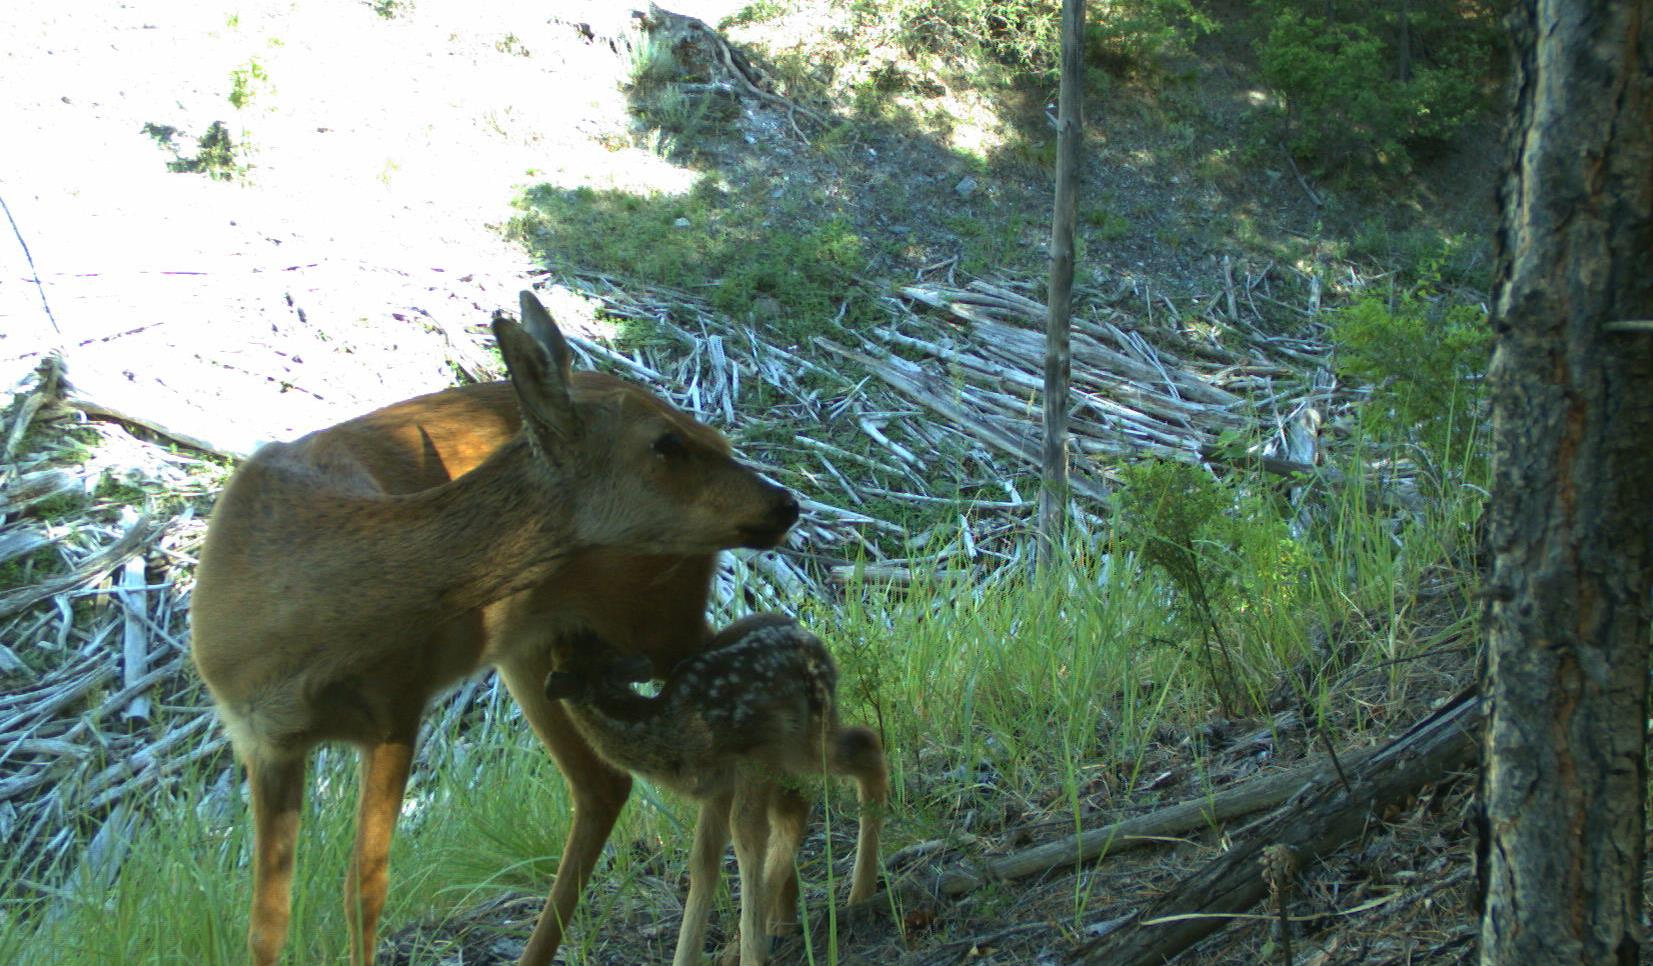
[545,613,887,966]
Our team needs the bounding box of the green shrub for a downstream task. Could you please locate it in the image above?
[1330,277,1490,465]
[228,58,269,110]
[858,0,1210,80]
[1254,3,1491,174]
[144,120,245,181]
[1085,0,1216,75]
[713,215,868,323]
[1114,459,1305,710]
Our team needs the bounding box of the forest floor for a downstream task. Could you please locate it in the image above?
[1,1,1496,963]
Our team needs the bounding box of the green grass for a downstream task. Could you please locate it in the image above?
[0,428,1484,962]
[1,716,578,964]
[508,182,875,343]
[722,0,791,28]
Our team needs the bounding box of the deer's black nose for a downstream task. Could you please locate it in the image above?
[737,490,801,550]
[773,493,801,530]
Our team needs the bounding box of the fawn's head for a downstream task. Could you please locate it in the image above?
[497,291,799,555]
[545,629,652,703]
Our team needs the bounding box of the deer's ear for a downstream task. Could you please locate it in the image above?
[495,291,578,444]
[517,290,574,368]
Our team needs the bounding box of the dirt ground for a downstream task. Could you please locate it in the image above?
[0,0,756,449]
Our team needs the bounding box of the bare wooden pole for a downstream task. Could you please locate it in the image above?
[1038,0,1085,569]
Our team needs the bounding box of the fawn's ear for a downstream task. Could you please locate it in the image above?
[495,290,579,446]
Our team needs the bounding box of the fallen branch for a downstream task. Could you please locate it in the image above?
[64,383,258,459]
[921,743,1384,898]
[4,356,62,462]
[1077,687,1482,965]
[0,515,164,619]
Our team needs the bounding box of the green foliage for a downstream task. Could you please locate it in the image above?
[493,33,530,57]
[823,545,1184,808]
[507,181,872,341]
[1085,0,1216,76]
[716,216,867,323]
[0,549,65,596]
[1254,3,1491,174]
[916,0,1063,75]
[150,121,245,181]
[1330,274,1490,464]
[1348,227,1489,290]
[228,58,268,110]
[625,35,743,156]
[1114,459,1307,709]
[1082,207,1131,241]
[21,490,85,522]
[857,0,1210,81]
[629,34,686,91]
[140,121,178,150]
[723,0,790,27]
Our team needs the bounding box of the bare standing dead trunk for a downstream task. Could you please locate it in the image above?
[1477,0,1653,962]
[1038,0,1084,567]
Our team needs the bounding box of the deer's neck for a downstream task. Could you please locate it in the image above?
[564,684,684,779]
[369,435,585,615]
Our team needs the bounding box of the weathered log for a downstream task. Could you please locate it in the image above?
[1078,688,1481,965]
[924,743,1383,898]
[0,516,164,619]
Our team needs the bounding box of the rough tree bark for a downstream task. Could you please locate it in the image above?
[1478,0,1653,962]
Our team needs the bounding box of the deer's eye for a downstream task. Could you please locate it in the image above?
[652,431,687,459]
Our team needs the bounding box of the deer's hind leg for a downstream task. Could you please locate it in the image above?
[345,734,417,965]
[760,784,811,937]
[731,780,776,965]
[836,726,889,904]
[246,751,307,966]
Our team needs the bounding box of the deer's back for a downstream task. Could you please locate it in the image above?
[566,620,842,797]
[191,379,717,753]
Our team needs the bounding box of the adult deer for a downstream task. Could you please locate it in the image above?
[544,614,887,966]
[190,291,799,966]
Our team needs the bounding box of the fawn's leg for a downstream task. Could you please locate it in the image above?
[761,785,811,936]
[837,728,890,904]
[731,781,774,965]
[246,752,307,966]
[345,736,417,965]
[848,761,889,903]
[675,791,734,966]
[499,657,634,966]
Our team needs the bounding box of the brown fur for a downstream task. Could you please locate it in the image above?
[190,291,798,966]
[546,614,888,966]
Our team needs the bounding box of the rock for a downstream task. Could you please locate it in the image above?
[954,176,978,199]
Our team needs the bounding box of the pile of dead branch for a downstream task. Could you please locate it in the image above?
[1,263,1472,961]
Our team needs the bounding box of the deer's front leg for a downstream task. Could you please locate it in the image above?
[499,657,633,966]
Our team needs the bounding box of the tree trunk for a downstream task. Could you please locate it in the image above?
[1038,0,1084,567]
[1478,0,1653,962]
[1395,0,1412,84]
